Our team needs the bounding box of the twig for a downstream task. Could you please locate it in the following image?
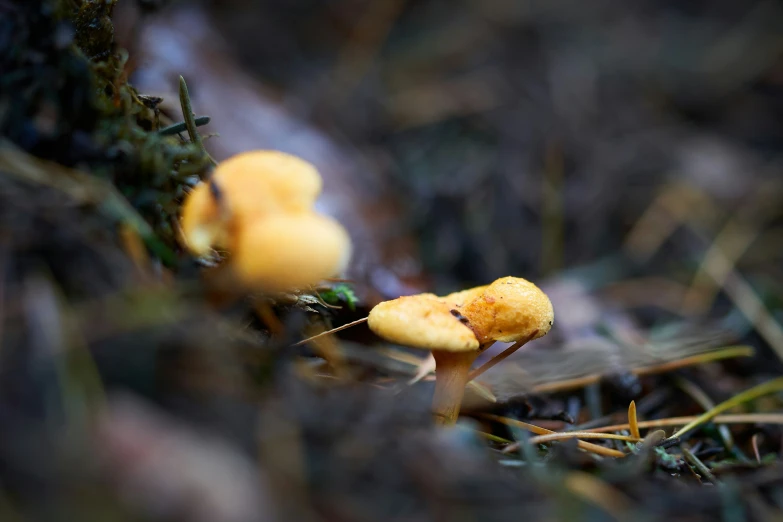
[291,317,368,347]
[467,335,534,381]
[528,432,641,444]
[178,76,217,166]
[480,414,627,458]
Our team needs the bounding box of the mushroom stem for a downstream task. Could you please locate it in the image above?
[431,350,481,426]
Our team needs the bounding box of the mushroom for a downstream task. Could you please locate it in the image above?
[368,276,553,426]
[179,150,323,256]
[178,150,352,293]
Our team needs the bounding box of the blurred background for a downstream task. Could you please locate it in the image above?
[124,0,783,291]
[2,0,783,520]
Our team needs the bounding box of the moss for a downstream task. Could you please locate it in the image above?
[1,0,213,264]
[72,0,117,60]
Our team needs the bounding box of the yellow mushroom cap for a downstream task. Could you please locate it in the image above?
[212,150,323,217]
[460,276,554,344]
[230,212,351,293]
[179,182,227,256]
[367,294,480,352]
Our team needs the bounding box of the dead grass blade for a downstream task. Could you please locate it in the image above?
[467,336,531,381]
[291,317,368,347]
[480,414,627,458]
[670,377,783,440]
[528,432,641,444]
[579,413,783,433]
[532,345,753,393]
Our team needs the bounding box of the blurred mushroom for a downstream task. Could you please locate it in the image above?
[179,150,324,256]
[179,149,352,293]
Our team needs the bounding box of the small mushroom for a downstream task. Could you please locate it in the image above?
[179,150,323,256]
[178,150,352,293]
[368,294,482,426]
[231,212,351,293]
[368,276,553,426]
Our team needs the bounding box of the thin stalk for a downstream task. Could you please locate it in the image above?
[179,76,217,166]
[431,350,480,426]
[159,116,211,136]
[467,332,536,381]
[291,317,368,347]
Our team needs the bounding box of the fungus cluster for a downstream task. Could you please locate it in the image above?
[368,276,553,426]
[179,150,351,293]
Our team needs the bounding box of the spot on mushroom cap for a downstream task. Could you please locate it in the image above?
[367,295,480,352]
[231,212,351,293]
[212,150,323,218]
[179,182,228,255]
[461,276,554,344]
